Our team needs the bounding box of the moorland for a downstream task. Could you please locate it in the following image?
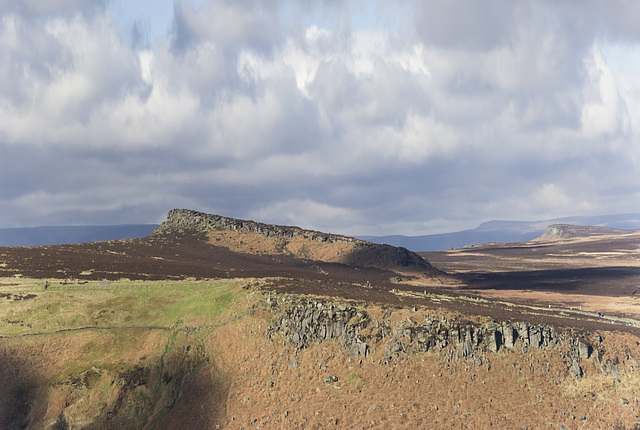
[1,209,640,429]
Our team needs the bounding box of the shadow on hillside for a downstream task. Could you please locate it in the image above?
[342,243,434,272]
[461,266,640,296]
[0,337,231,430]
[0,343,48,429]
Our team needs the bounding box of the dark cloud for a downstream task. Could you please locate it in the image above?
[1,0,640,235]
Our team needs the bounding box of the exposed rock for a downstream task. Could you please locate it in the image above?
[610,362,620,378]
[537,224,630,241]
[577,340,591,359]
[288,357,298,369]
[324,375,338,385]
[570,359,583,379]
[266,294,598,382]
[487,327,501,353]
[153,209,437,272]
[502,324,515,348]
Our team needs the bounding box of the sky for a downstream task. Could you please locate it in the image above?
[1,0,640,236]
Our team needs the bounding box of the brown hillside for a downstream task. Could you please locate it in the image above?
[2,214,640,429]
[0,209,453,288]
[154,209,440,279]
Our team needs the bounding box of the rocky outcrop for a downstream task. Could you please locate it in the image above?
[266,295,610,380]
[265,296,371,358]
[538,224,573,241]
[153,209,361,244]
[537,224,633,241]
[153,209,435,272]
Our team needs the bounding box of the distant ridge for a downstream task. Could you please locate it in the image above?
[536,224,637,241]
[0,224,159,247]
[361,213,640,251]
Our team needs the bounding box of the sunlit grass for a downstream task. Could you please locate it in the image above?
[0,279,245,336]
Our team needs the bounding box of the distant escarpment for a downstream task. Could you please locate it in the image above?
[153,209,439,276]
[537,223,635,241]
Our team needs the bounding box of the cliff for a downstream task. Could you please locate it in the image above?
[153,209,360,244]
[153,209,437,274]
[266,295,614,381]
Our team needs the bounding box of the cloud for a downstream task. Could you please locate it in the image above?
[1,0,640,235]
[581,46,630,139]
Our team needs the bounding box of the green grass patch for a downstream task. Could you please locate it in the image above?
[48,361,99,387]
[0,279,245,336]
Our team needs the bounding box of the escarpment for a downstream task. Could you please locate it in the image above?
[154,209,359,243]
[153,209,438,274]
[265,295,628,381]
[537,223,635,241]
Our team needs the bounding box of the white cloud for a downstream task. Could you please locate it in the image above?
[1,0,640,235]
[581,46,630,139]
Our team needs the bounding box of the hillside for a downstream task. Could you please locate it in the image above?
[2,212,640,429]
[0,209,454,292]
[153,209,441,279]
[537,223,637,241]
[363,213,640,251]
[1,279,640,429]
[422,227,640,323]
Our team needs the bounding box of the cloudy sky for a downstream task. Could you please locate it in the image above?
[1,0,640,236]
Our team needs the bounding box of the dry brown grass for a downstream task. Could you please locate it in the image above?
[206,230,361,264]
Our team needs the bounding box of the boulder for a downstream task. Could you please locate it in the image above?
[487,329,500,353]
[577,340,591,359]
[502,324,515,349]
[570,359,583,379]
[324,375,339,385]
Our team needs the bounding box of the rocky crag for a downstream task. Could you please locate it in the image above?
[266,295,627,381]
[153,209,359,244]
[537,223,634,241]
[153,209,435,272]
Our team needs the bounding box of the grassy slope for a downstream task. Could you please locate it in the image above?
[2,278,640,429]
[0,278,248,429]
[0,279,240,335]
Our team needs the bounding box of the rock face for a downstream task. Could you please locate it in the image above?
[266,297,370,358]
[538,224,573,241]
[153,209,435,272]
[154,209,357,244]
[266,295,602,379]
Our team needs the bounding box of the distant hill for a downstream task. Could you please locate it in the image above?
[0,224,159,246]
[360,213,640,251]
[536,224,637,241]
[153,209,440,277]
[0,209,452,285]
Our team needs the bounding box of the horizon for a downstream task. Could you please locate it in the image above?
[2,1,640,236]
[2,209,640,239]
